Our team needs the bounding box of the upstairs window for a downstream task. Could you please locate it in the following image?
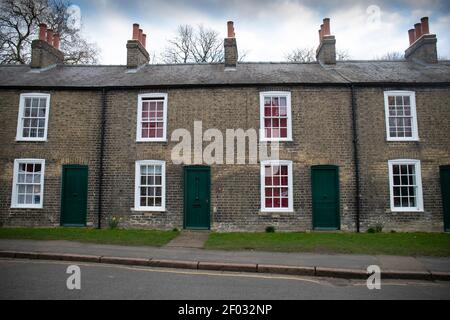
[260,160,293,212]
[260,92,292,141]
[16,93,50,141]
[388,160,423,212]
[384,91,419,141]
[11,159,45,209]
[134,160,166,211]
[136,93,168,142]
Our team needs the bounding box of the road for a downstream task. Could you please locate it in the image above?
[1,258,450,300]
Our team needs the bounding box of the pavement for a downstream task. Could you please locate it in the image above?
[2,259,450,300]
[165,230,210,248]
[1,238,450,281]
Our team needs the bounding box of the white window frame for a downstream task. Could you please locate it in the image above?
[388,159,424,212]
[260,160,294,212]
[136,93,168,142]
[16,93,51,141]
[134,160,166,211]
[259,91,293,142]
[11,159,45,209]
[384,91,419,141]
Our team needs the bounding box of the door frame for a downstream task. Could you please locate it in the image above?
[183,165,211,230]
[60,164,88,227]
[440,165,450,232]
[311,165,341,231]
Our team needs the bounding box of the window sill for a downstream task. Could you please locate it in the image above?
[136,139,168,143]
[16,138,48,142]
[260,138,293,143]
[259,209,294,214]
[390,208,424,213]
[386,138,420,142]
[11,205,43,209]
[130,207,166,212]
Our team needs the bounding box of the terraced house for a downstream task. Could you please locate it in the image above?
[0,18,449,232]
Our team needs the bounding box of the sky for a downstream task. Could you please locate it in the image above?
[71,0,450,64]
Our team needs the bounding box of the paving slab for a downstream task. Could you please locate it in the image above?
[165,231,209,249]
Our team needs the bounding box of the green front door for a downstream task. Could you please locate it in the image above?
[440,166,450,232]
[184,166,211,230]
[61,165,88,226]
[311,165,340,230]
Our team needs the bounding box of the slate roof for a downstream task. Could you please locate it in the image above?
[0,61,449,88]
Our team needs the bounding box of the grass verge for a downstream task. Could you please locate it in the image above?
[0,227,179,247]
[205,232,450,256]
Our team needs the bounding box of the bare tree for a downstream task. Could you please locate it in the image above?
[191,25,223,63]
[336,49,351,61]
[162,24,224,64]
[0,0,99,65]
[286,47,351,62]
[285,47,315,63]
[374,51,405,61]
[162,24,193,64]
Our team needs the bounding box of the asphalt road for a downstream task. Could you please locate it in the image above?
[1,258,450,300]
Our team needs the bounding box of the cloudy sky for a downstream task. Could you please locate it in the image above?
[72,0,450,64]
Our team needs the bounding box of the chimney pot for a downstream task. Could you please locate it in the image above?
[53,33,60,49]
[408,29,415,45]
[323,18,331,36]
[46,29,53,44]
[132,23,140,40]
[318,29,322,42]
[39,23,47,41]
[414,23,422,40]
[227,21,235,38]
[142,34,147,48]
[138,28,143,44]
[421,17,430,34]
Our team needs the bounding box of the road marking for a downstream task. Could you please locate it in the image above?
[0,258,326,285]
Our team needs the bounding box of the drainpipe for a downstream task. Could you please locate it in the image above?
[350,84,361,232]
[98,88,107,229]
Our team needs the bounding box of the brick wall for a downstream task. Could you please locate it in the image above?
[102,86,356,231]
[355,87,450,232]
[1,85,448,232]
[0,89,102,227]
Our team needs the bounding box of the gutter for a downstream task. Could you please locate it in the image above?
[98,88,107,229]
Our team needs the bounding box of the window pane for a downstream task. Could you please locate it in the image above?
[391,162,419,209]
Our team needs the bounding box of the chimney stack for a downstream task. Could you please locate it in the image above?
[405,17,437,64]
[31,24,64,69]
[316,18,336,65]
[126,23,150,69]
[224,21,238,68]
